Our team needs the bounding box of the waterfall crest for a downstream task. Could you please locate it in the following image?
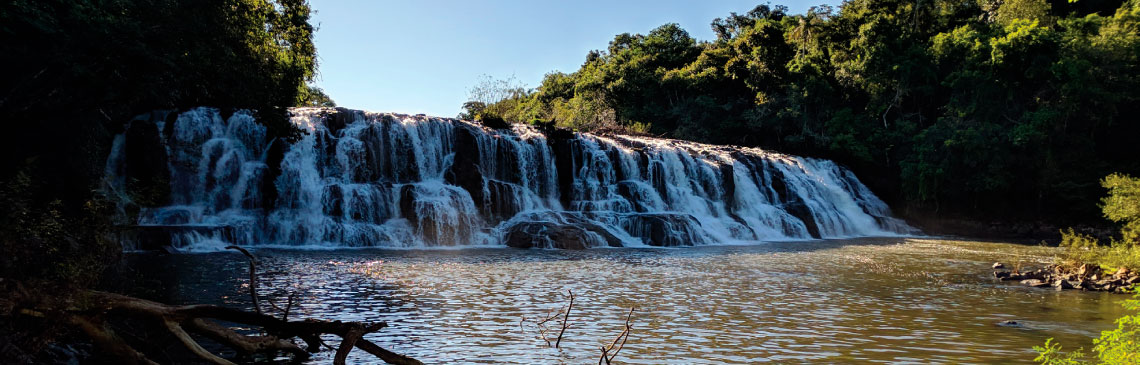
[106,107,915,250]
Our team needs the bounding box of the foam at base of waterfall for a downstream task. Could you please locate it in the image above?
[105,107,918,251]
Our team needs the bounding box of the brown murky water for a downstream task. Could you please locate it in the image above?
[125,238,1128,364]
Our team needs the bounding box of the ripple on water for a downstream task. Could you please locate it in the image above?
[123,238,1129,364]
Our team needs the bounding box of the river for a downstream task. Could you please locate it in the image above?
[122,237,1126,364]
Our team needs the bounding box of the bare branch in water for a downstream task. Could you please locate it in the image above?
[225,245,261,315]
[556,290,574,348]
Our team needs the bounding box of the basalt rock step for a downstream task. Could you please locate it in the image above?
[993,263,1138,293]
[117,225,237,251]
[502,213,624,249]
[107,107,917,250]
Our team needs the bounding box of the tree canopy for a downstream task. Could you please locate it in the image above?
[471,0,1140,223]
[0,0,322,285]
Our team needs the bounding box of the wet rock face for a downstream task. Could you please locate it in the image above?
[119,225,236,251]
[504,222,590,249]
[502,212,624,249]
[445,127,485,208]
[620,213,707,247]
[784,201,821,239]
[124,120,171,206]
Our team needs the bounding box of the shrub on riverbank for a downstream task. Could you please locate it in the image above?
[1057,230,1140,275]
[1056,174,1140,273]
[1034,289,1140,364]
[1033,174,1140,362]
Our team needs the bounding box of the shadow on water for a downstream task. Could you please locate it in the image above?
[114,237,1127,364]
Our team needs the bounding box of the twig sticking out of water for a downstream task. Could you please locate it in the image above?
[225,246,261,315]
[599,307,635,364]
[556,290,574,348]
[531,305,567,347]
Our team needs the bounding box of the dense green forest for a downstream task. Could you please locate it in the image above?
[467,0,1140,226]
[0,0,324,286]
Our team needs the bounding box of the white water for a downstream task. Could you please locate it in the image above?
[107,107,915,250]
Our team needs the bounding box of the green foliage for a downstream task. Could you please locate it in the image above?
[1057,174,1140,273]
[1058,228,1140,272]
[0,167,118,286]
[298,84,337,107]
[997,0,1055,26]
[1101,174,1140,243]
[1035,338,1087,365]
[0,0,320,286]
[1034,289,1140,364]
[467,0,1140,223]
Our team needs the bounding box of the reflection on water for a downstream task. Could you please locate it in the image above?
[123,238,1127,364]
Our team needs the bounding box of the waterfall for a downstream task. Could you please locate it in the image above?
[106,107,916,250]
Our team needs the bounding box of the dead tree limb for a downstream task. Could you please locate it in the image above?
[4,249,422,365]
[356,339,425,365]
[66,314,158,365]
[532,306,566,347]
[555,290,573,348]
[603,307,635,363]
[183,318,309,359]
[64,291,421,364]
[225,245,261,315]
[163,319,234,365]
[334,324,364,365]
[282,293,296,321]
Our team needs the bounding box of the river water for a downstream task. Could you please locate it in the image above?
[123,238,1128,364]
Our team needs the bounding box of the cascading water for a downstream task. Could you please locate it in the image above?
[105,107,915,250]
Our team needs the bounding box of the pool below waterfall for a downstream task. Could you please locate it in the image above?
[122,238,1126,364]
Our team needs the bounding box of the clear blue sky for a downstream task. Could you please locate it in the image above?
[310,1,833,118]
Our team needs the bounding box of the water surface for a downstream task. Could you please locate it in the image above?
[124,238,1127,364]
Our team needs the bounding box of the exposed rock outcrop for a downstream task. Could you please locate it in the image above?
[994,264,1138,293]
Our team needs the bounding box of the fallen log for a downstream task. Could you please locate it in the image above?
[1,245,423,365]
[52,290,422,364]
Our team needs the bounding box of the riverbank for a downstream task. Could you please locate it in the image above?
[995,264,1138,293]
[902,213,1114,244]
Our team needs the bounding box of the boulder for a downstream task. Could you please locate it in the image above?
[501,212,625,249]
[503,221,619,250]
[1113,267,1131,280]
[993,262,1005,269]
[619,213,707,247]
[1020,279,1048,287]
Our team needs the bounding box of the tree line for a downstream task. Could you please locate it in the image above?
[465,0,1140,226]
[0,0,328,286]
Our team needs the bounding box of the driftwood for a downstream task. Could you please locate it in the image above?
[64,291,420,364]
[2,247,422,365]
